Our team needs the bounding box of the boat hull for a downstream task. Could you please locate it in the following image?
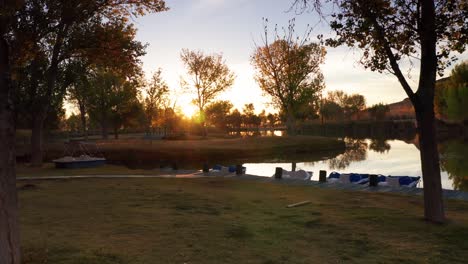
[54,159,106,169]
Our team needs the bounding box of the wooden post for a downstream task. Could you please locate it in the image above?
[369,174,378,187]
[172,163,178,170]
[319,170,327,183]
[203,163,209,173]
[275,167,282,179]
[292,162,296,172]
[235,164,243,175]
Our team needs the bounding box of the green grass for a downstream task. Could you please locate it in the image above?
[19,177,468,264]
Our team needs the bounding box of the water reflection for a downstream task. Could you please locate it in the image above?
[228,130,285,137]
[369,138,391,153]
[245,136,468,190]
[439,140,468,191]
[328,139,368,170]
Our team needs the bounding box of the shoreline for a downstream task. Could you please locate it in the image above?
[17,172,468,201]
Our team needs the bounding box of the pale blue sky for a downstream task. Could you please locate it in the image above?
[133,0,467,116]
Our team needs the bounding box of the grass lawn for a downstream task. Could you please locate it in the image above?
[19,177,468,264]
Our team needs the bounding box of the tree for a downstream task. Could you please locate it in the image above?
[242,103,255,127]
[64,113,82,133]
[345,94,366,119]
[258,110,267,127]
[227,109,242,135]
[327,90,366,120]
[205,100,233,131]
[266,113,279,127]
[144,69,170,130]
[435,61,468,122]
[368,103,390,121]
[65,19,149,140]
[320,100,343,121]
[180,49,235,137]
[293,0,467,222]
[251,19,326,135]
[1,0,22,262]
[87,68,143,139]
[66,60,92,139]
[11,0,168,166]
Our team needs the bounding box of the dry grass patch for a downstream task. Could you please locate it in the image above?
[19,177,468,264]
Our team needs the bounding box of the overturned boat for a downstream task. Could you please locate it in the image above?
[53,155,106,169]
[53,140,106,169]
[328,172,421,188]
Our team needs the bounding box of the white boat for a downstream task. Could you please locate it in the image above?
[273,169,313,180]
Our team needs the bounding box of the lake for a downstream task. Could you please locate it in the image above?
[244,137,468,191]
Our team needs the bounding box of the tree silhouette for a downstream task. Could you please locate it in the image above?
[205,100,233,131]
[368,103,390,121]
[251,19,325,135]
[180,49,235,137]
[144,69,170,130]
[11,0,167,166]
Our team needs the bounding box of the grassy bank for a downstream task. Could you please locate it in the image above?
[16,163,171,177]
[33,136,345,169]
[19,177,468,264]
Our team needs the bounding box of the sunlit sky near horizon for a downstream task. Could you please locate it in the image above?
[130,0,468,117]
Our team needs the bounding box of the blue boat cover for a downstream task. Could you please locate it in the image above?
[328,172,420,187]
[329,172,341,179]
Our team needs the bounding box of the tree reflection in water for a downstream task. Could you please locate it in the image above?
[369,138,391,153]
[328,138,368,170]
[439,140,468,191]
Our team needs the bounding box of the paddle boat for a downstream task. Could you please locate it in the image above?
[328,172,421,187]
[378,175,421,188]
[53,155,106,169]
[212,164,246,174]
[328,172,369,184]
[272,169,313,181]
[53,140,106,169]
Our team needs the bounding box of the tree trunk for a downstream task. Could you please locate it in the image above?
[30,113,45,166]
[415,0,445,223]
[416,108,445,223]
[0,8,21,261]
[101,112,108,139]
[202,121,207,137]
[78,104,87,140]
[286,111,296,136]
[0,93,20,264]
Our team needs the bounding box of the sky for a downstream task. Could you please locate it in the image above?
[132,0,468,117]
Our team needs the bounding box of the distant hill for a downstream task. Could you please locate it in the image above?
[354,98,415,121]
[386,98,415,119]
[354,77,452,121]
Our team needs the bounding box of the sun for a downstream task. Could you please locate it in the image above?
[180,104,198,118]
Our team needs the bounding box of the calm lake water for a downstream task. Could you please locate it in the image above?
[244,137,468,191]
